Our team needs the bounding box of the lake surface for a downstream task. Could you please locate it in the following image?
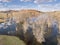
[0,18,16,35]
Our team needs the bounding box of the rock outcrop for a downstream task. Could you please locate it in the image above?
[16,14,59,45]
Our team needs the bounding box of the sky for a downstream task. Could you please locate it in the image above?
[0,0,60,12]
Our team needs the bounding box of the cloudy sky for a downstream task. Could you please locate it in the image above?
[0,0,60,12]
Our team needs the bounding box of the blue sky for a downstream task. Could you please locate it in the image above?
[0,0,60,12]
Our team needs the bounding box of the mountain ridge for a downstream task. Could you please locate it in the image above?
[0,9,60,23]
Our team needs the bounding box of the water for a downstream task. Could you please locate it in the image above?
[0,18,16,35]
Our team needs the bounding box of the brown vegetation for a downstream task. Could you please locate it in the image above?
[0,10,60,23]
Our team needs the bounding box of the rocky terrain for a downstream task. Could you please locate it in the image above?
[0,10,60,23]
[0,10,60,45]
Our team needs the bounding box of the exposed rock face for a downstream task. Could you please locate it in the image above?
[16,14,59,45]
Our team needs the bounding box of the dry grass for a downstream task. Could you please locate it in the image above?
[0,10,60,23]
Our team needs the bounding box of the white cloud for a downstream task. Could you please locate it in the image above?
[20,0,57,4]
[0,4,20,11]
[20,0,32,2]
[37,3,60,12]
[34,0,57,4]
[0,0,11,2]
[0,0,59,12]
[0,3,60,12]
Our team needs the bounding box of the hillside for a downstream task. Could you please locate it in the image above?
[0,10,41,23]
[0,10,60,23]
[0,10,60,45]
[45,11,60,20]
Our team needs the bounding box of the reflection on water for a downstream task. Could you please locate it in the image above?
[0,18,16,35]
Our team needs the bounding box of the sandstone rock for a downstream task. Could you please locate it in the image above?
[16,14,59,45]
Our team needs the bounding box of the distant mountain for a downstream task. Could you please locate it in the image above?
[45,11,60,22]
[0,10,60,23]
